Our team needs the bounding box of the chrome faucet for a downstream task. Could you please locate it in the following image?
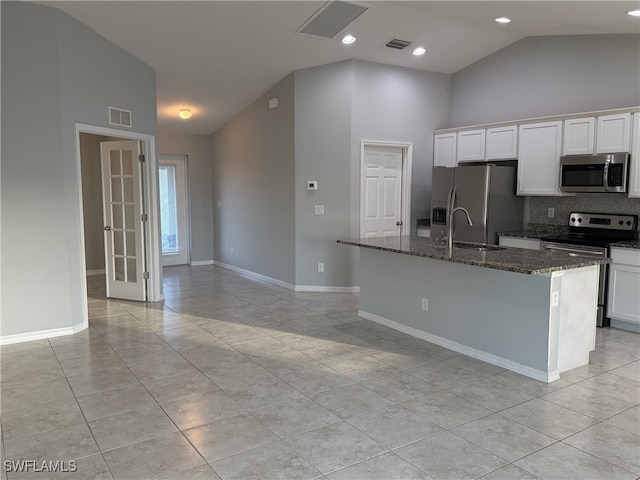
[448,207,473,250]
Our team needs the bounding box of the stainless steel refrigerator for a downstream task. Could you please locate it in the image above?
[430,163,524,245]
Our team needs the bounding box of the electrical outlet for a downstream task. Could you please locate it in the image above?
[317,263,324,273]
[548,208,555,218]
[551,290,559,307]
[421,297,429,311]
[314,205,325,215]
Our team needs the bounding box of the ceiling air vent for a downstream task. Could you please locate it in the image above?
[298,1,368,39]
[109,107,132,128]
[385,38,412,50]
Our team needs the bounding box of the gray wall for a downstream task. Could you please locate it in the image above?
[212,73,296,284]
[450,34,640,127]
[80,134,108,272]
[294,61,354,287]
[158,133,215,263]
[1,2,156,337]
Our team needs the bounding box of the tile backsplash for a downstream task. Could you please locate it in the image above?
[528,195,640,228]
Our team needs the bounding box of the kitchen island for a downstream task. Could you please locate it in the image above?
[338,236,609,382]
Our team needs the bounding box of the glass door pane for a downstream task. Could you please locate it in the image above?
[159,165,179,254]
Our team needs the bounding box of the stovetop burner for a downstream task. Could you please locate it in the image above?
[541,212,638,248]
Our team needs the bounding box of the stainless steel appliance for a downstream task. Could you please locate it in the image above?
[431,163,524,245]
[541,212,638,327]
[559,153,629,193]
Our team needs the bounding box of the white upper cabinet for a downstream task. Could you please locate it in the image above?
[563,117,595,155]
[434,133,457,167]
[629,113,640,198]
[486,125,518,160]
[596,113,631,153]
[456,129,486,163]
[517,121,564,196]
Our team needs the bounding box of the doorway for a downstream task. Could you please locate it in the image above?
[159,155,190,266]
[76,124,162,309]
[360,141,412,238]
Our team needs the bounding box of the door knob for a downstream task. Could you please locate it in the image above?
[104,226,112,231]
[396,221,403,226]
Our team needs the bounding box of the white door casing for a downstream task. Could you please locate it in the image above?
[360,143,412,238]
[100,140,146,301]
[159,155,189,266]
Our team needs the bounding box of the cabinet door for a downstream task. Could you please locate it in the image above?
[486,126,518,160]
[457,129,485,162]
[596,113,631,153]
[434,133,457,167]
[517,121,563,195]
[629,113,640,198]
[563,117,595,155]
[608,262,640,324]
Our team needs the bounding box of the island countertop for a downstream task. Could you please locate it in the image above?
[337,236,609,275]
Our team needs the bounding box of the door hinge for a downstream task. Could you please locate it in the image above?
[141,213,148,222]
[139,154,145,163]
[143,272,149,280]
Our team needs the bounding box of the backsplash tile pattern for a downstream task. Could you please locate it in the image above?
[529,195,640,228]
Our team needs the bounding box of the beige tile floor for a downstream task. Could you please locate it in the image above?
[1,264,639,480]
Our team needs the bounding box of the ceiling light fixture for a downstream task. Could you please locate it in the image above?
[179,109,192,119]
[494,17,512,24]
[413,47,426,56]
[627,9,640,16]
[342,34,356,44]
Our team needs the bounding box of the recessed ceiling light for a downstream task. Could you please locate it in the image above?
[413,47,426,56]
[179,109,192,119]
[494,17,512,24]
[342,34,356,44]
[627,9,640,16]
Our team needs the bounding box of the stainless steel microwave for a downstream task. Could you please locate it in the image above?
[559,153,629,193]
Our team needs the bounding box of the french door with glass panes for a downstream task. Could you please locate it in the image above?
[159,156,189,266]
[100,141,146,301]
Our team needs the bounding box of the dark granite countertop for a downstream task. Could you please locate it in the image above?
[610,240,640,250]
[337,236,609,275]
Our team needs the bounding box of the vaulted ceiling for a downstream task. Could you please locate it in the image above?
[40,1,640,135]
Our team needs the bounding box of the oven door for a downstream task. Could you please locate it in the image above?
[541,241,609,326]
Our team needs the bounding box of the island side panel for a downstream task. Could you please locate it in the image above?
[358,248,554,379]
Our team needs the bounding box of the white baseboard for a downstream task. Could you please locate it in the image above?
[214,261,296,290]
[86,269,105,276]
[190,260,214,266]
[295,285,360,293]
[0,322,88,346]
[213,261,359,294]
[358,309,559,383]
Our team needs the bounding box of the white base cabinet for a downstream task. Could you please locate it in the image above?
[499,236,541,250]
[608,248,640,325]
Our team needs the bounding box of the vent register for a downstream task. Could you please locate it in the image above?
[297,1,368,38]
[109,106,132,127]
[297,2,412,52]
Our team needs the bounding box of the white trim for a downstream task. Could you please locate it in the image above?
[358,309,560,383]
[190,260,214,266]
[0,323,87,346]
[360,141,412,237]
[86,269,105,276]
[213,261,359,293]
[75,124,163,303]
[295,285,360,293]
[214,261,296,290]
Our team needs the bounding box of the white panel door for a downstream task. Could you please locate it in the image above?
[100,141,146,301]
[361,145,403,238]
[159,156,189,266]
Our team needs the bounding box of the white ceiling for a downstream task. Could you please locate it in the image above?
[40,1,640,135]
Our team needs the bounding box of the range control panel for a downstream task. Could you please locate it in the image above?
[569,212,638,232]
